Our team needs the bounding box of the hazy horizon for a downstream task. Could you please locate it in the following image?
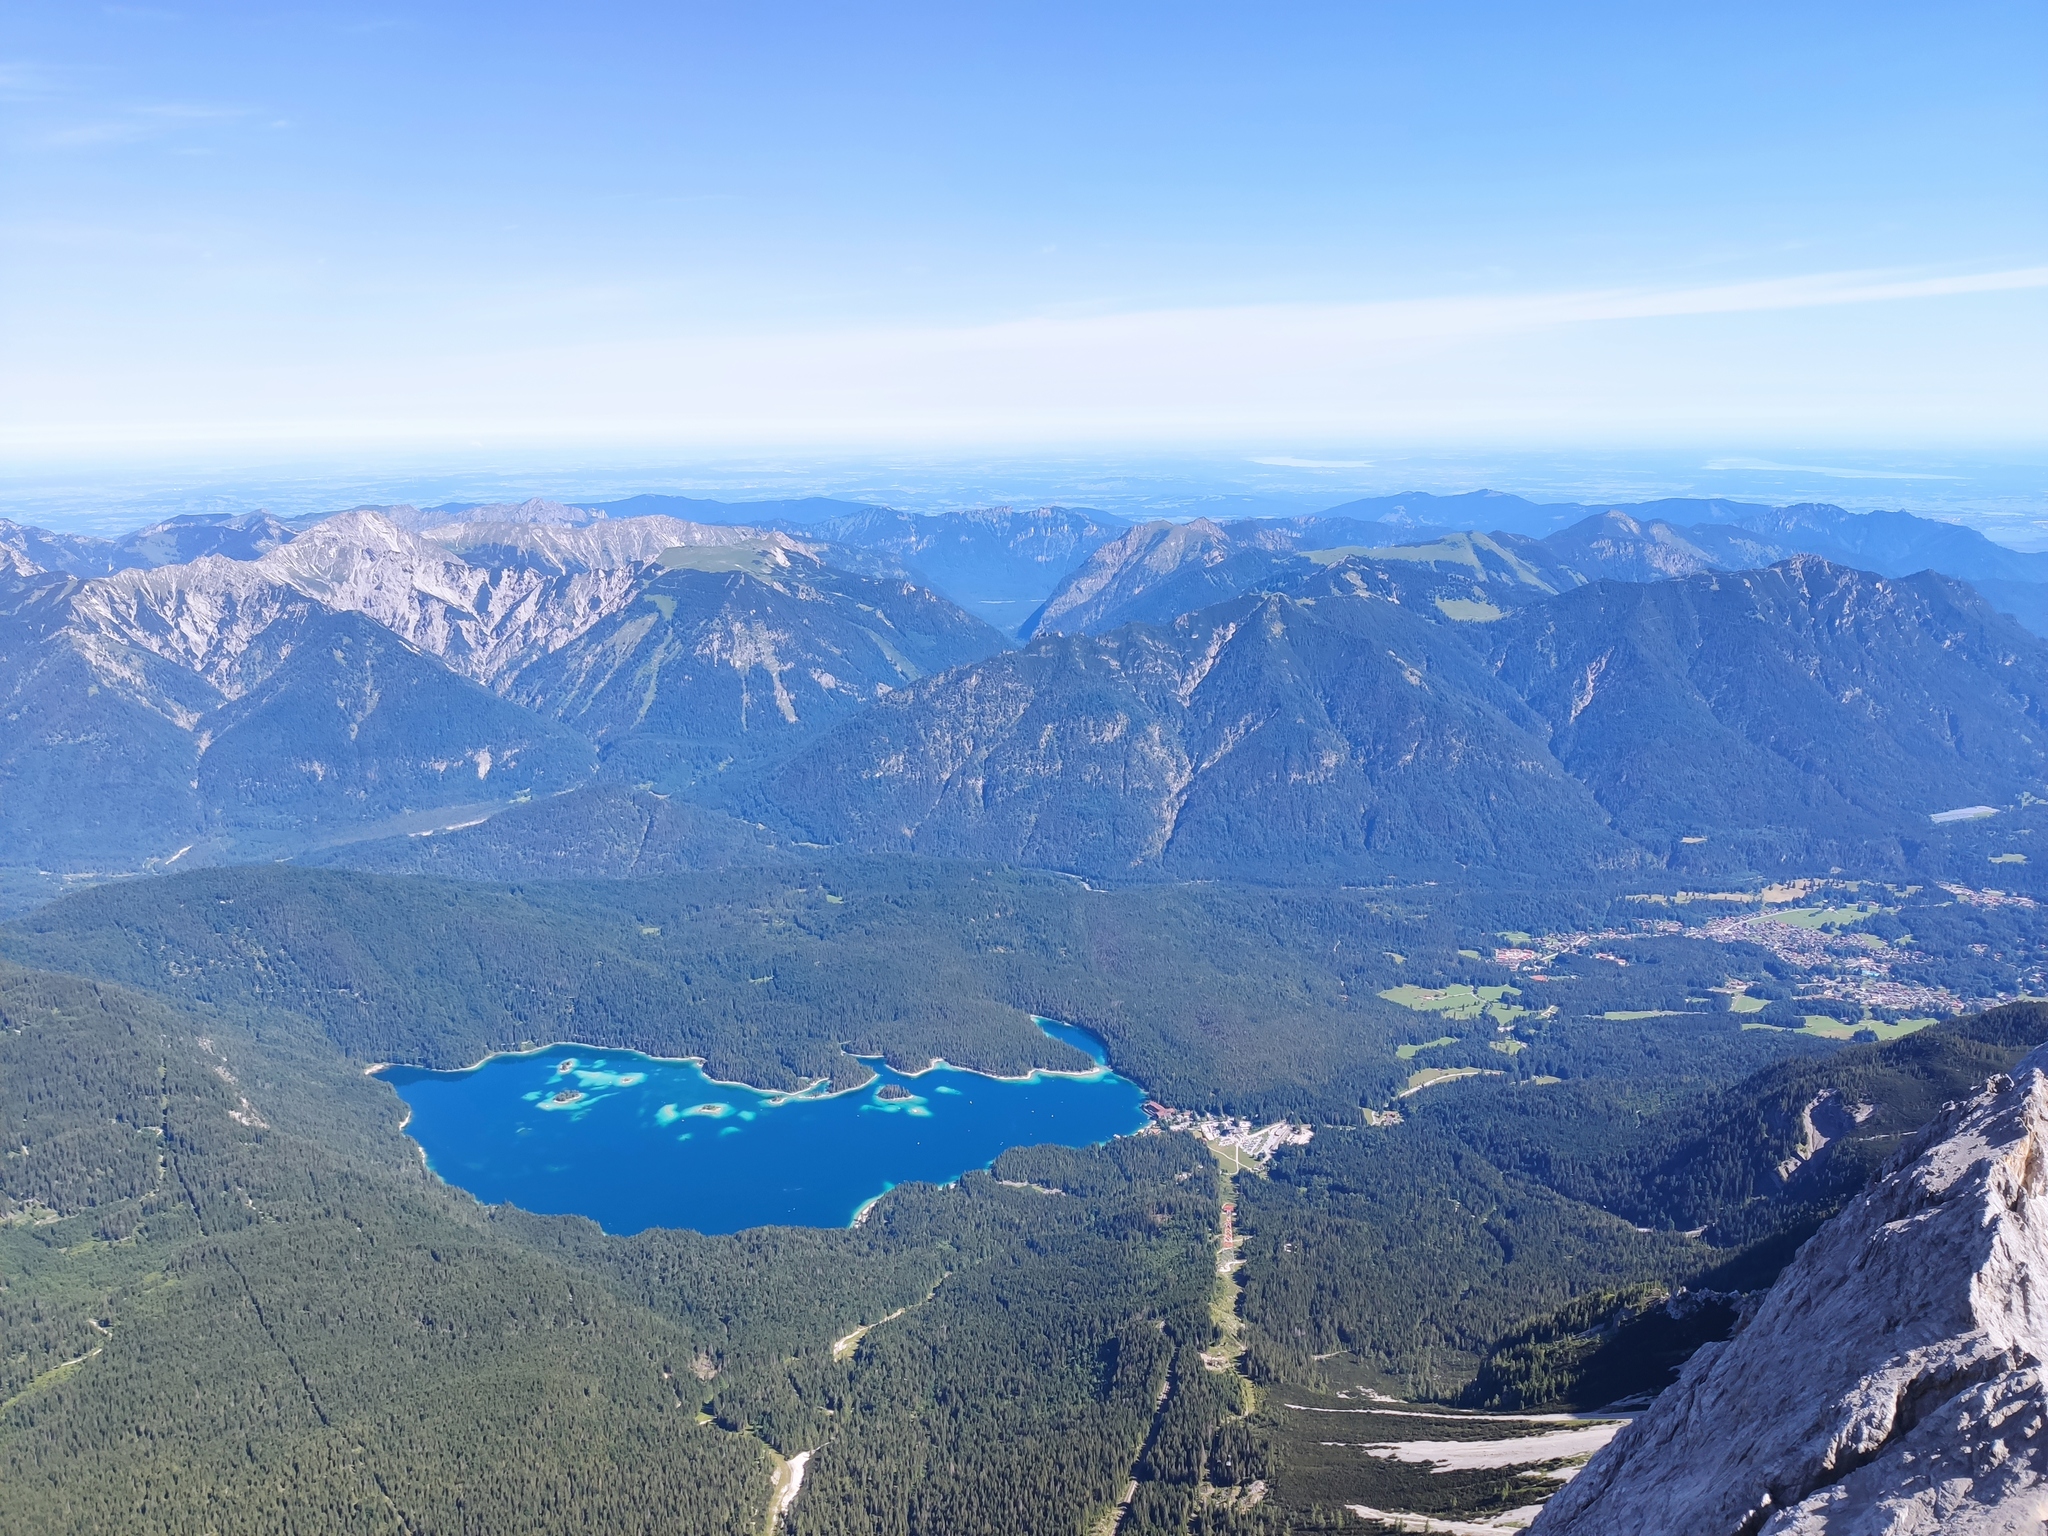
[6,446,2046,551]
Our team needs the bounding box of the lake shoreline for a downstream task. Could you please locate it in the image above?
[375,1020,1147,1236]
[368,1016,1120,1101]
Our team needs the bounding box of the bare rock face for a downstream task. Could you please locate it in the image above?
[1531,1043,2048,1535]
[68,512,642,689]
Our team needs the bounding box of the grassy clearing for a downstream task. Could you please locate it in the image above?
[1259,1384,1578,1525]
[1727,991,1769,1014]
[1741,1016,1940,1043]
[1380,984,1528,1026]
[1434,597,1505,621]
[1395,1035,1459,1060]
[657,543,787,576]
[1305,539,1475,570]
[1600,1010,1693,1021]
[1206,1166,1250,1366]
[1773,903,1886,931]
[1991,853,2028,865]
[1208,1142,1264,1178]
[1397,1067,1501,1098]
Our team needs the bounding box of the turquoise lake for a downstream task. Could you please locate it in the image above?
[378,1020,1149,1235]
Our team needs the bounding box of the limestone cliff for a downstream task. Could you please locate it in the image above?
[1531,1042,2048,1534]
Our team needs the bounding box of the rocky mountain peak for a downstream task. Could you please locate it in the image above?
[65,510,642,691]
[1532,1041,2048,1534]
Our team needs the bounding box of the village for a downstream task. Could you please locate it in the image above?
[1141,1103,1316,1168]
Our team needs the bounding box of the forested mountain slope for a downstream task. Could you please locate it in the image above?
[1022,517,1579,637]
[0,614,223,866]
[0,861,1506,1115]
[1232,1003,2048,1406]
[1531,1022,2048,1534]
[1490,559,2048,867]
[196,607,597,832]
[768,586,1635,880]
[303,782,792,881]
[1028,498,2048,640]
[764,558,2048,882]
[4,849,2042,1530]
[6,489,2048,1534]
[0,957,1236,1536]
[0,596,593,869]
[1022,518,1300,637]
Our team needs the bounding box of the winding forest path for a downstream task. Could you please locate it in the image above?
[829,1272,950,1362]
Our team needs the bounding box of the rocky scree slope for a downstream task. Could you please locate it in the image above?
[67,510,643,686]
[508,550,1005,786]
[0,510,295,577]
[1532,1038,2048,1535]
[0,512,999,870]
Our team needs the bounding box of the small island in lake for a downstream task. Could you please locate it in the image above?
[382,1028,1148,1234]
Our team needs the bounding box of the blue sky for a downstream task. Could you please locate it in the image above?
[2,1,2043,461]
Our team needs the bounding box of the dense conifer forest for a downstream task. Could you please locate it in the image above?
[4,855,2044,1532]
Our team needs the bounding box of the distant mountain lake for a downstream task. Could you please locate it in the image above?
[376,1019,1148,1235]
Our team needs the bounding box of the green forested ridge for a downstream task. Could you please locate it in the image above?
[1232,1123,1705,1398]
[1405,1001,2048,1245]
[0,862,1538,1119]
[0,861,1886,1124]
[0,958,1246,1535]
[1456,1283,1740,1412]
[1,962,772,1533]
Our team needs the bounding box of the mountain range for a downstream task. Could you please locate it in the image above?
[1025,502,2048,640]
[766,558,2046,880]
[3,492,2044,900]
[0,509,997,878]
[6,482,2048,1535]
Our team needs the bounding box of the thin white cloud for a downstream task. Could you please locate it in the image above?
[1253,458,1377,470]
[0,61,63,100]
[1704,458,1966,481]
[40,120,157,147]
[32,100,250,149]
[896,265,2048,357]
[3,263,2042,453]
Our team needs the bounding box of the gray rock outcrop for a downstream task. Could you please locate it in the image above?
[1532,1042,2048,1535]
